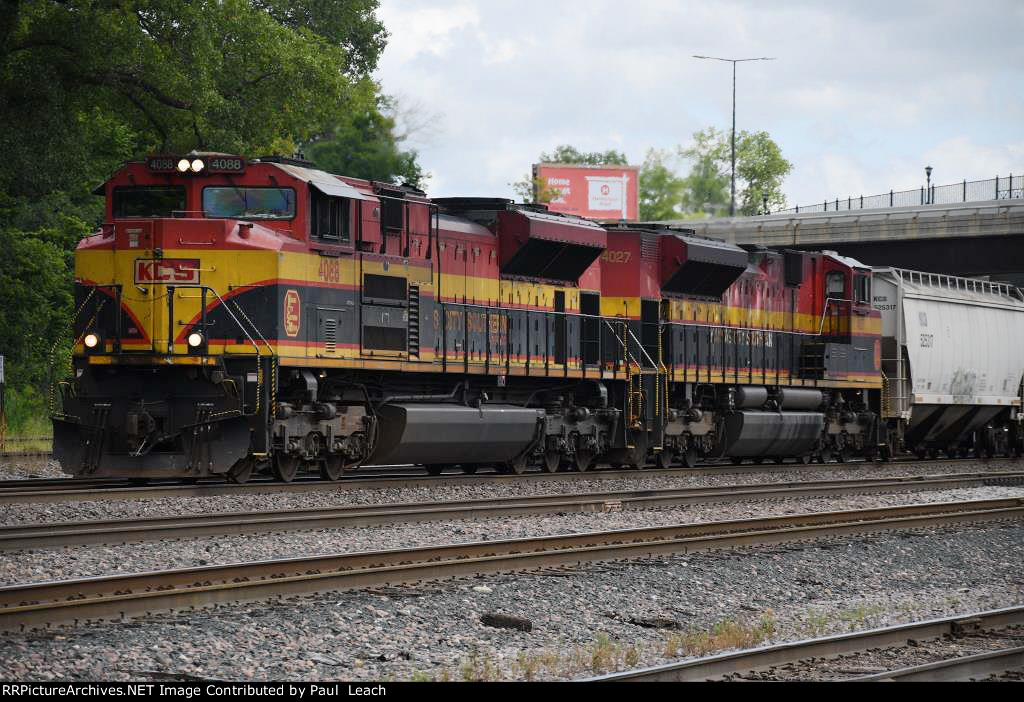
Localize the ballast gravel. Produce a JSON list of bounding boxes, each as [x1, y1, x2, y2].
[[2, 484, 1023, 586], [2, 459, 1021, 526], [1, 521, 1021, 681]]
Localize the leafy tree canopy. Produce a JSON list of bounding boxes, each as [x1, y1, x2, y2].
[[304, 89, 426, 188], [638, 149, 686, 221], [0, 0, 415, 402], [678, 127, 792, 216]]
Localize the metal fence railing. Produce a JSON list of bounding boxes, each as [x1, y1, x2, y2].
[[772, 174, 1024, 215]]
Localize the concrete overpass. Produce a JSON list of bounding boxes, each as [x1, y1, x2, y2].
[[674, 199, 1024, 285]]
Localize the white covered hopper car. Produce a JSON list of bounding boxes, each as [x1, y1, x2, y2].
[[872, 268, 1024, 458]]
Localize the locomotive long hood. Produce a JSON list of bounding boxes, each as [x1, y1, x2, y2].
[[660, 232, 748, 298], [497, 208, 607, 283]]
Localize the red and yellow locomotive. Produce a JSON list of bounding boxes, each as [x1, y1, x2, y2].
[[53, 153, 883, 481]]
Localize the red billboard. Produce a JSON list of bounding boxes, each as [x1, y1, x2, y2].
[[533, 163, 639, 220]]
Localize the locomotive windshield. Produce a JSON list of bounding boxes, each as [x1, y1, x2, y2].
[[203, 186, 295, 220], [112, 186, 186, 218]]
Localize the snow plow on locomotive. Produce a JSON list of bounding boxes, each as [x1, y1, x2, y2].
[[51, 154, 1024, 481]]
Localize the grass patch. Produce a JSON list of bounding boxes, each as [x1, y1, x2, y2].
[[448, 611, 778, 681], [1, 386, 52, 452], [664, 610, 777, 658]]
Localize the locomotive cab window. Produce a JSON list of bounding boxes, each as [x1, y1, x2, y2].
[[202, 187, 295, 220], [826, 272, 846, 299], [854, 274, 870, 304], [113, 186, 186, 218], [311, 190, 350, 243]]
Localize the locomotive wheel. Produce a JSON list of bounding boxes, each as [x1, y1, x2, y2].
[[319, 456, 344, 481], [681, 448, 698, 469], [425, 465, 444, 476], [507, 455, 529, 475], [273, 454, 301, 483], [542, 451, 561, 474], [654, 450, 673, 470], [227, 457, 254, 484], [573, 450, 595, 473]]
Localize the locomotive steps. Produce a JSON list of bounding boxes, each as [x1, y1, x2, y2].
[[1, 497, 1023, 634], [1, 471, 1022, 550]]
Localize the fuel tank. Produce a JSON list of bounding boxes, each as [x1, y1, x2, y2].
[[369, 403, 543, 466], [776, 389, 824, 410], [724, 411, 824, 458]]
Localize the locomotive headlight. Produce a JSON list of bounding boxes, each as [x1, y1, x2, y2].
[[176, 158, 190, 172], [83, 333, 100, 349], [187, 331, 205, 348], [190, 158, 205, 173]]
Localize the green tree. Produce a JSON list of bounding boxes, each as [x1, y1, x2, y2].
[[679, 128, 731, 216], [734, 130, 792, 215], [512, 145, 628, 203], [304, 90, 426, 188], [0, 1, 396, 403], [677, 127, 791, 216], [638, 149, 685, 221]]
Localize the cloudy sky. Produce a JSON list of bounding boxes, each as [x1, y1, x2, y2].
[[374, 0, 1023, 208]]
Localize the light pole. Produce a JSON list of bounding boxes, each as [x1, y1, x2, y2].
[[925, 165, 933, 204], [693, 55, 775, 217]]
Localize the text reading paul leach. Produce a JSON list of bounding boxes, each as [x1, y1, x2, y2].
[[1, 684, 388, 698]]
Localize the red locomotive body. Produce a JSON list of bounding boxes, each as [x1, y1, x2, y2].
[[55, 154, 888, 481]]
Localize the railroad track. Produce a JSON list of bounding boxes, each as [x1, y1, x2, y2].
[[1, 497, 1021, 633], [2, 471, 1023, 550], [0, 457, 1004, 504], [589, 605, 1024, 682]]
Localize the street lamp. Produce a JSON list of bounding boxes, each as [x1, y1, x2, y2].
[[925, 165, 933, 205], [693, 55, 776, 217]]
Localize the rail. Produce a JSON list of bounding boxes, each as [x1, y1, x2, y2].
[[1, 498, 1020, 633], [3, 472, 1019, 550], [587, 605, 1024, 681]]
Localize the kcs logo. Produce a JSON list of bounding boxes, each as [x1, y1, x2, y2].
[[284, 289, 301, 337], [134, 259, 200, 284]]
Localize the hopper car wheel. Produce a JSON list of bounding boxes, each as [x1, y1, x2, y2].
[[227, 458, 254, 484], [273, 454, 301, 483], [320, 457, 344, 481], [773, 456, 786, 464], [927, 448, 939, 460], [542, 451, 561, 473], [681, 448, 698, 469], [574, 450, 595, 472], [730, 457, 745, 466], [752, 457, 765, 465], [461, 465, 478, 475], [425, 465, 444, 476], [800, 454, 813, 465]]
